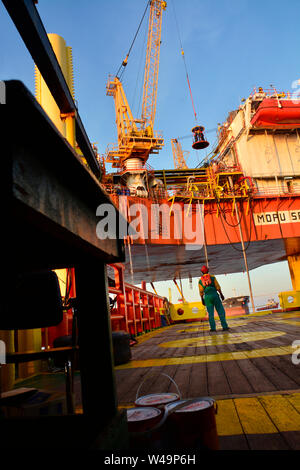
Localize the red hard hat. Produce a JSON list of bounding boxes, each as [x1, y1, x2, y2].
[[201, 265, 209, 274]]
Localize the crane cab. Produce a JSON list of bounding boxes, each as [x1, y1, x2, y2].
[[191, 125, 209, 150]]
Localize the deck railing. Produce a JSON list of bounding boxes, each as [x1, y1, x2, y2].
[[42, 265, 168, 347], [255, 184, 300, 197], [109, 264, 167, 336]]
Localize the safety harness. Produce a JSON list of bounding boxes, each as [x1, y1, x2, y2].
[[201, 273, 213, 287]]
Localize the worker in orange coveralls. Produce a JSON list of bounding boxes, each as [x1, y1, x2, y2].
[[198, 265, 229, 332]]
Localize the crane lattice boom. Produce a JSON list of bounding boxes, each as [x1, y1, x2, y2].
[[142, 0, 166, 129], [171, 138, 189, 169], [105, 0, 166, 170]]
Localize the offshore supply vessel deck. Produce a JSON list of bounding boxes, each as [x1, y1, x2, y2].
[[12, 309, 300, 450], [1, 0, 300, 452]]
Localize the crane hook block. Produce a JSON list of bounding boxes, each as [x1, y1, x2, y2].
[[191, 125, 209, 150], [122, 55, 128, 67]]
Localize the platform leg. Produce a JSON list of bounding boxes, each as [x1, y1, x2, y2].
[[287, 254, 300, 290], [75, 261, 117, 420], [285, 238, 300, 290]]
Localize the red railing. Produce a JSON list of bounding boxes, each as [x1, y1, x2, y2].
[[43, 265, 166, 347], [109, 264, 165, 336]]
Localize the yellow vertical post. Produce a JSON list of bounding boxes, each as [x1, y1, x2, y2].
[[35, 33, 75, 146], [284, 238, 300, 290], [287, 255, 300, 290]]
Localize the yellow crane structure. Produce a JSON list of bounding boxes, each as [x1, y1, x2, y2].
[[171, 138, 189, 169], [105, 0, 166, 172]]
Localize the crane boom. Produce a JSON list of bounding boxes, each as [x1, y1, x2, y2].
[[141, 0, 167, 129], [105, 0, 166, 171], [171, 138, 189, 169]]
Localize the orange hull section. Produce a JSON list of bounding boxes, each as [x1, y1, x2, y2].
[[111, 194, 300, 246], [108, 194, 300, 282]]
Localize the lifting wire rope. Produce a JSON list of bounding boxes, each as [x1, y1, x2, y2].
[[171, 0, 210, 163], [218, 198, 254, 253], [115, 0, 150, 81], [171, 0, 198, 124]]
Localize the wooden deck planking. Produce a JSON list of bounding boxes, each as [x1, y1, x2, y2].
[[168, 363, 193, 399], [222, 345, 276, 393], [218, 316, 299, 394], [279, 431, 300, 450], [135, 364, 178, 396], [114, 311, 300, 449], [233, 397, 278, 434], [186, 326, 209, 398], [188, 362, 209, 398], [258, 395, 300, 450], [218, 435, 250, 450], [236, 333, 296, 390], [206, 338, 232, 396], [246, 433, 290, 450], [259, 395, 300, 432], [220, 354, 254, 395], [115, 368, 150, 405], [215, 394, 300, 450], [211, 326, 256, 396], [117, 312, 299, 396]]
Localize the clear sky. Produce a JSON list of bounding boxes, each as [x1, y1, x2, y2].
[[1, 0, 299, 308]]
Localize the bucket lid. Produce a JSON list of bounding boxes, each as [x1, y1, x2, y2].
[[127, 407, 161, 422], [166, 398, 213, 413], [135, 393, 179, 406]]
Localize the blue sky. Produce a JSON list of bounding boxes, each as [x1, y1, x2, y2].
[[1, 0, 299, 307]]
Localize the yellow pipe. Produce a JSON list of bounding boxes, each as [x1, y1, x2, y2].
[[35, 33, 75, 144], [173, 278, 186, 303]]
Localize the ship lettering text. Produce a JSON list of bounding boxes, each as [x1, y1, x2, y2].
[[254, 210, 300, 226]]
